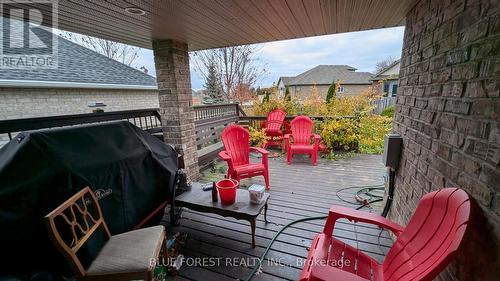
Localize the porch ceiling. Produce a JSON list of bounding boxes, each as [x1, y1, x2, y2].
[[31, 0, 414, 50]]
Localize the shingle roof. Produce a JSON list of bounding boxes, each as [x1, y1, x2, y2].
[[0, 25, 157, 88], [278, 76, 294, 86], [287, 65, 373, 86], [371, 59, 401, 80]]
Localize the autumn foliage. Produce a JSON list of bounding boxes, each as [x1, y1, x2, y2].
[[248, 83, 392, 154]]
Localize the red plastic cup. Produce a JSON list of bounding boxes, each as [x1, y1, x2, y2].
[[216, 179, 239, 205]]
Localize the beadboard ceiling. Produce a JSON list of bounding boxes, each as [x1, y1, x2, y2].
[[8, 0, 416, 50]]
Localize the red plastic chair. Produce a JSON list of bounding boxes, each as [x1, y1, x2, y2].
[[263, 109, 286, 150], [284, 116, 321, 165], [300, 188, 471, 281], [219, 124, 270, 189]]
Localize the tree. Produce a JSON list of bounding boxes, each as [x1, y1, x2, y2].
[[60, 31, 139, 66], [326, 81, 337, 103], [257, 87, 272, 103], [192, 45, 266, 102], [303, 84, 325, 115], [374, 56, 398, 74], [203, 60, 224, 104], [284, 86, 291, 102], [232, 83, 256, 104]]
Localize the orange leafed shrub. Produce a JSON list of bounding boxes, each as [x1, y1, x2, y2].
[[250, 86, 300, 116], [302, 84, 328, 116], [248, 83, 392, 154], [248, 126, 269, 148]]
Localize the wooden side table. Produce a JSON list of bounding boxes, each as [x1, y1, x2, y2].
[[175, 183, 270, 248]]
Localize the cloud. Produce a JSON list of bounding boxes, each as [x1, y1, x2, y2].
[[133, 26, 405, 89], [256, 26, 405, 87]]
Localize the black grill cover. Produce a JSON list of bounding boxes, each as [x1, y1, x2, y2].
[[0, 121, 177, 275]]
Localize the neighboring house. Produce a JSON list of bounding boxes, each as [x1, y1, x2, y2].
[[277, 65, 373, 101], [277, 76, 294, 97], [371, 59, 400, 97], [0, 26, 159, 120]]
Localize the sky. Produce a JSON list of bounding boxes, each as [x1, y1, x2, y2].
[[132, 26, 406, 90]]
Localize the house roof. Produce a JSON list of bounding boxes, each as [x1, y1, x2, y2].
[[371, 59, 401, 81], [284, 65, 373, 86], [0, 25, 157, 90], [277, 77, 294, 86]]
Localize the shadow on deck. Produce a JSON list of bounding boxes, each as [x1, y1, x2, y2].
[[165, 153, 392, 281]]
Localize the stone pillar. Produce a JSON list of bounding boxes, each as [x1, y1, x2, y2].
[[393, 0, 499, 280], [153, 40, 199, 180]]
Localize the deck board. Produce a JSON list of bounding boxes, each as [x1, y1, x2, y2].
[[163, 154, 393, 281]]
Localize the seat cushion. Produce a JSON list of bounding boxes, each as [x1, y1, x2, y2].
[[86, 225, 165, 278], [290, 144, 314, 153], [234, 163, 265, 175]]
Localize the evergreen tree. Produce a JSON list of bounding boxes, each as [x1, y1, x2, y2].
[[204, 61, 224, 104], [284, 86, 291, 101], [202, 94, 214, 104], [263, 89, 270, 103], [326, 81, 337, 103]]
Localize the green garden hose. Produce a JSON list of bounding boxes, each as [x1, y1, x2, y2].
[[244, 215, 328, 281], [244, 198, 383, 281]]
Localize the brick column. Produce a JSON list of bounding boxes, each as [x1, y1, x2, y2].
[[153, 40, 199, 180]]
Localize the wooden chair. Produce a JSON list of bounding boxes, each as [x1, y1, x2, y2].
[[263, 109, 286, 150], [219, 124, 270, 189], [284, 116, 321, 165], [45, 187, 166, 281], [300, 188, 471, 281]]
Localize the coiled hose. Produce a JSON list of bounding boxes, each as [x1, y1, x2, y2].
[[244, 186, 384, 281]]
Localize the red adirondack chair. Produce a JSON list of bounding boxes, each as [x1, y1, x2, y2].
[[219, 124, 270, 189], [300, 188, 471, 281], [263, 109, 287, 150], [284, 116, 321, 165]]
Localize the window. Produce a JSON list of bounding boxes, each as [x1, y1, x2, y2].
[[296, 86, 301, 92], [391, 84, 398, 97], [337, 86, 344, 93], [383, 83, 389, 94]]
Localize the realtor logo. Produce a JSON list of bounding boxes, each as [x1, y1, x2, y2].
[[0, 0, 58, 69]]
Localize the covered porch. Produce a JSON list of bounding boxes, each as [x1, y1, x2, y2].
[[167, 154, 390, 281], [0, 105, 391, 281], [1, 0, 498, 280]]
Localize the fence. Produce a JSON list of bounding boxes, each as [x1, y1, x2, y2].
[[239, 115, 327, 130], [193, 103, 241, 169], [0, 104, 242, 170], [371, 97, 396, 114], [0, 109, 163, 146], [0, 104, 354, 170]]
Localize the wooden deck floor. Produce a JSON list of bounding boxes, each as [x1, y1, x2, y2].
[[164, 153, 392, 281]]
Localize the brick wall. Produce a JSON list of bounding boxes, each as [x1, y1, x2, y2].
[[393, 0, 499, 279], [0, 87, 159, 120]]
